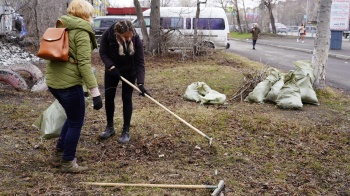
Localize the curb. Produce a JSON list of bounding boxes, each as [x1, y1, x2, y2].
[[230, 38, 350, 60]]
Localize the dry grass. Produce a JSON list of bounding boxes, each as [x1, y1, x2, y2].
[[0, 50, 349, 195]]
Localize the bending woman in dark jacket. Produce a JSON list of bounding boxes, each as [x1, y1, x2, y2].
[[99, 20, 149, 143]]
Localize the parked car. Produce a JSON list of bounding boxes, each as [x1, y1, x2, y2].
[[288, 26, 316, 34], [93, 15, 136, 43], [269, 23, 287, 33]]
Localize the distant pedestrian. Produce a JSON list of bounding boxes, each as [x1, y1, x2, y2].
[[250, 23, 261, 50], [297, 23, 306, 43]]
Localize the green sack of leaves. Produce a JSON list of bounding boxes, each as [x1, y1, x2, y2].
[[32, 99, 66, 139], [244, 79, 272, 104], [32, 98, 90, 139], [244, 68, 280, 104], [276, 72, 303, 109], [293, 60, 315, 83], [296, 73, 319, 105], [266, 75, 285, 103], [183, 82, 226, 104]]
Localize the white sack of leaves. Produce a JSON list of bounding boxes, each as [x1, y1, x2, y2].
[[183, 82, 226, 104]]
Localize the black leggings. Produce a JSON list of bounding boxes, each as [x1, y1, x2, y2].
[[104, 72, 136, 128]]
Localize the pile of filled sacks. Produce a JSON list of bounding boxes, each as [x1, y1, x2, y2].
[[244, 60, 319, 109]]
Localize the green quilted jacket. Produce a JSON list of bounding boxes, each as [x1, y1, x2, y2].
[[45, 14, 98, 90]]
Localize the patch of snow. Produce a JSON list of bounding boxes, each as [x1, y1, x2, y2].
[[0, 42, 41, 67]]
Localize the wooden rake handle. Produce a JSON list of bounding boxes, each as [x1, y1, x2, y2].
[[120, 76, 213, 145], [80, 180, 225, 196], [80, 182, 216, 189]]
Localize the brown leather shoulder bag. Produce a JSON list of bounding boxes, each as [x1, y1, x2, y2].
[[37, 20, 69, 62]]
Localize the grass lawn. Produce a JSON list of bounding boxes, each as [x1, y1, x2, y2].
[[0, 50, 349, 195], [229, 31, 252, 40]]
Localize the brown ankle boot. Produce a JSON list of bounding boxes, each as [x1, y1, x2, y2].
[[51, 148, 63, 167], [61, 158, 88, 173]]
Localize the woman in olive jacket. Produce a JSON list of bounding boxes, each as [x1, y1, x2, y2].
[[250, 23, 261, 50], [99, 20, 149, 143], [45, 0, 102, 173]]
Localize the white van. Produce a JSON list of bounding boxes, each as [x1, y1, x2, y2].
[[133, 7, 230, 50]]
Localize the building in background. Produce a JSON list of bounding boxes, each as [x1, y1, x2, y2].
[[106, 7, 148, 16], [86, 0, 109, 17], [105, 0, 149, 16]]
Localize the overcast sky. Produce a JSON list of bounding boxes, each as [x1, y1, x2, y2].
[[107, 0, 260, 9]]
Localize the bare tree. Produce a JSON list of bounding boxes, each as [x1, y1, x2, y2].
[[213, 0, 227, 9], [178, 0, 196, 7], [141, 0, 173, 7], [242, 0, 249, 32], [262, 0, 276, 33], [234, 0, 243, 33], [134, 0, 164, 55], [149, 0, 161, 54], [311, 0, 332, 89], [134, 0, 150, 52], [193, 0, 201, 55], [160, 0, 172, 7]]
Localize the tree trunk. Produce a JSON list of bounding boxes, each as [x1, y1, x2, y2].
[[312, 0, 332, 89], [242, 0, 249, 33], [265, 0, 276, 34], [34, 0, 39, 43], [134, 0, 150, 52], [193, 0, 200, 55], [149, 0, 160, 55], [234, 0, 242, 33]]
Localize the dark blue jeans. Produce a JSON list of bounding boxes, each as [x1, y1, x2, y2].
[[49, 85, 85, 161], [253, 39, 257, 48]]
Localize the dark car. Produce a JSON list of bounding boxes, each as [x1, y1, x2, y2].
[[93, 16, 136, 43]]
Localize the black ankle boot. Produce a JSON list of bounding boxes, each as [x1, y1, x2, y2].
[[118, 126, 130, 143], [99, 126, 116, 139]]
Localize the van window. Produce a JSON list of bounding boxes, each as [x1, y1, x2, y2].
[[195, 18, 225, 30], [134, 17, 225, 30], [160, 17, 183, 29], [133, 17, 150, 28]]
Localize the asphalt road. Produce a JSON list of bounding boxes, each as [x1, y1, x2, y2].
[[228, 37, 350, 94]]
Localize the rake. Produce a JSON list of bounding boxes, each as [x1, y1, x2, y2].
[[120, 76, 213, 146]]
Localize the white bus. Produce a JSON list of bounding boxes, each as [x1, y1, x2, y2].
[[133, 7, 230, 50]]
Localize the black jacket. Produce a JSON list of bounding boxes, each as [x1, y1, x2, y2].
[[99, 23, 145, 83]]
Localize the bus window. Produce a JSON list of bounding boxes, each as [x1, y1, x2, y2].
[[186, 18, 191, 29], [194, 18, 225, 30], [160, 17, 183, 29]]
